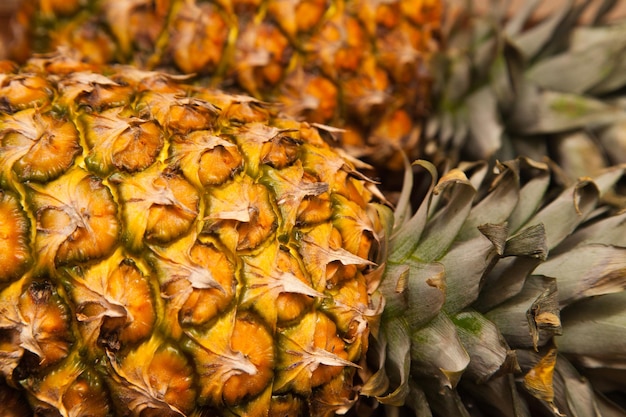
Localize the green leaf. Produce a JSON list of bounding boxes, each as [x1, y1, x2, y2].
[[388, 160, 438, 264], [412, 170, 476, 263], [552, 132, 609, 181], [458, 160, 489, 192], [596, 393, 626, 417], [392, 153, 415, 230], [465, 87, 503, 160], [504, 0, 542, 37], [380, 259, 446, 330], [554, 211, 626, 253], [572, 22, 626, 94], [441, 230, 505, 313], [598, 121, 626, 165], [582, 367, 626, 406], [451, 310, 518, 383], [410, 313, 469, 388], [571, 20, 626, 52], [403, 260, 447, 329], [361, 316, 411, 406], [556, 291, 626, 369], [421, 384, 472, 417], [511, 0, 573, 59], [458, 161, 520, 241], [461, 374, 532, 417], [533, 244, 626, 307], [378, 264, 410, 320], [526, 41, 626, 94], [404, 382, 433, 417], [477, 256, 544, 312], [552, 354, 605, 417], [485, 275, 561, 350], [506, 158, 551, 234], [512, 89, 626, 135], [504, 223, 548, 260], [524, 177, 600, 250]]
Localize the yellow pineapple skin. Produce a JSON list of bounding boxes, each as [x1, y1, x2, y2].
[[9, 0, 442, 171], [0, 54, 385, 416]]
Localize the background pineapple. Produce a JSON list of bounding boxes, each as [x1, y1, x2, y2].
[[1, 53, 626, 417], [2, 0, 441, 172]]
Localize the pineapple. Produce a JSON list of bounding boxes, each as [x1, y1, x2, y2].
[[4, 0, 441, 172], [0, 52, 383, 416], [0, 0, 29, 65], [2, 52, 626, 417]]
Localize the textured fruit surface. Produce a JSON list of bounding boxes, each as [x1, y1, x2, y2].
[[0, 54, 385, 416], [5, 0, 442, 171]]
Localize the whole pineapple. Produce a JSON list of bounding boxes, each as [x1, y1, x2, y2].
[[4, 0, 441, 172], [2, 53, 626, 417]]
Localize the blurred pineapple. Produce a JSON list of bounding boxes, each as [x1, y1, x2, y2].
[[0, 0, 23, 60], [3, 0, 441, 172]]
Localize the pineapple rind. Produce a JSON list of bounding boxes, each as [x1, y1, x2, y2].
[[0, 189, 32, 283], [0, 54, 382, 416], [10, 0, 442, 171]]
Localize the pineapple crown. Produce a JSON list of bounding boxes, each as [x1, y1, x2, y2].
[[363, 154, 626, 416]]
